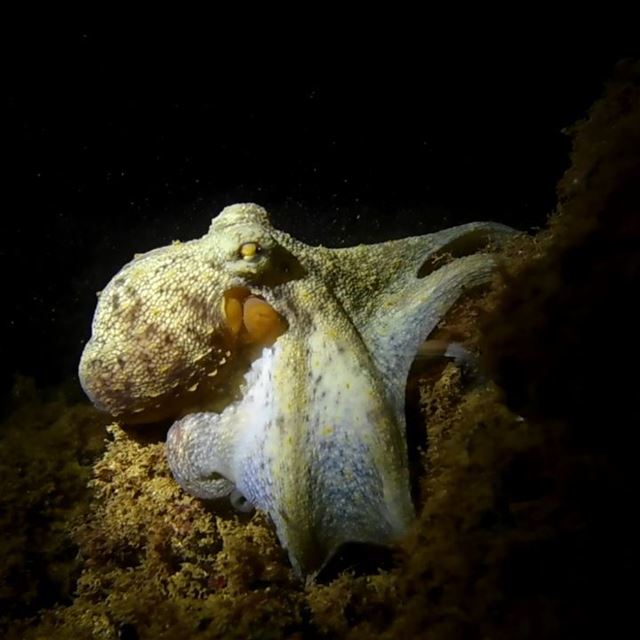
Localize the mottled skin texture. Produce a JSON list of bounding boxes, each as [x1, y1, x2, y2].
[[79, 203, 516, 578]]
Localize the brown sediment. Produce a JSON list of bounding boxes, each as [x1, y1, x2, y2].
[[0, 378, 109, 629], [2, 60, 638, 639]]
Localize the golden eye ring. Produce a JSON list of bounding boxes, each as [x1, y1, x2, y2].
[[239, 242, 261, 261]]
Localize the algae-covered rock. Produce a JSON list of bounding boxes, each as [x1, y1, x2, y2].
[[482, 59, 640, 431], [25, 424, 305, 639], [0, 377, 108, 630]]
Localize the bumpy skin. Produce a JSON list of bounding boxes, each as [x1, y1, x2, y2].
[[79, 203, 516, 578]]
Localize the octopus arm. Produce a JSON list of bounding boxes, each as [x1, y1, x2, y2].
[[166, 412, 236, 500], [323, 222, 518, 416]]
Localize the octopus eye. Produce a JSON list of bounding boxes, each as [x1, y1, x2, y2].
[[239, 241, 261, 261]]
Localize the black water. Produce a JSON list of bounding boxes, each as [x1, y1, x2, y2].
[[3, 30, 634, 410]]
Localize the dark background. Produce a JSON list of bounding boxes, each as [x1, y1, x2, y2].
[[3, 29, 636, 407]]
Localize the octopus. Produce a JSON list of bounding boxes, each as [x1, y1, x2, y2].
[[79, 203, 516, 579]]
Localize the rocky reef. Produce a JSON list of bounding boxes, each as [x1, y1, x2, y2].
[[1, 60, 637, 639]]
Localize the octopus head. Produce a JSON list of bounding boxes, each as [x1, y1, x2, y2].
[[79, 205, 291, 424]]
